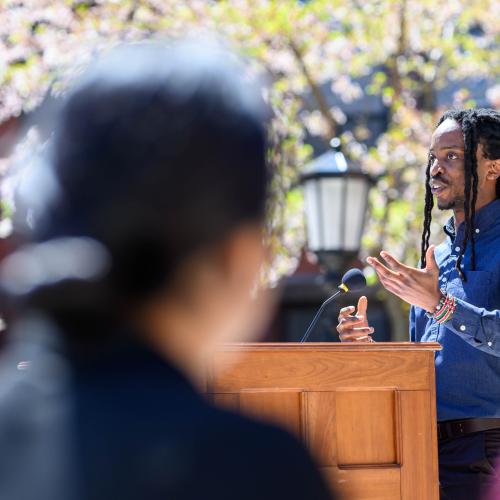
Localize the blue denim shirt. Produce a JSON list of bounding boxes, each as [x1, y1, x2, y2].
[[410, 198, 500, 422]]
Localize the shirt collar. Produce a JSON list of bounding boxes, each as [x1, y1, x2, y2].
[[443, 217, 455, 240], [443, 198, 500, 241]]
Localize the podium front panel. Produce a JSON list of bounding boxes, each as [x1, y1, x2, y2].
[[207, 342, 441, 500]]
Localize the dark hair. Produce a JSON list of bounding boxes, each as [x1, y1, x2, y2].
[[420, 108, 500, 279], [6, 41, 269, 332]]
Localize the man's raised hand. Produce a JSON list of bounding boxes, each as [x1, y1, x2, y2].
[[336, 295, 374, 342], [367, 245, 441, 313]]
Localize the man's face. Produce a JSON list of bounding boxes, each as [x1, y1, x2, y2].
[[429, 119, 465, 211], [429, 118, 497, 212]]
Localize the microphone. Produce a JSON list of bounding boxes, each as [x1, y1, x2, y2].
[[300, 268, 367, 343]]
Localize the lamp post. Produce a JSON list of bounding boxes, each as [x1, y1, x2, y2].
[[269, 141, 391, 342], [300, 138, 373, 275]]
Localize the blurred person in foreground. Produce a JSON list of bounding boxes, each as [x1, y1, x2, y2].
[[0, 41, 334, 500], [337, 108, 500, 499]]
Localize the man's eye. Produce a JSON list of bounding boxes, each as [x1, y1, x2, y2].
[[447, 152, 458, 160], [429, 154, 436, 162]]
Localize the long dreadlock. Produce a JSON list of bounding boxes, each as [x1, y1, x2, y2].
[[420, 108, 500, 281]]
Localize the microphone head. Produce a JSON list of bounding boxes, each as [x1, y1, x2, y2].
[[338, 268, 366, 293]]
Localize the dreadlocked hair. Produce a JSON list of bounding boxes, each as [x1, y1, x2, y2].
[[420, 108, 500, 281]]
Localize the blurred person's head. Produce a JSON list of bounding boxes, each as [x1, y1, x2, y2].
[[420, 108, 500, 278], [2, 40, 272, 376]]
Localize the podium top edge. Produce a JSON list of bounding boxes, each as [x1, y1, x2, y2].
[[216, 342, 442, 352]]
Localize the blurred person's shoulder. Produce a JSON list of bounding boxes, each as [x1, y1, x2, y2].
[[95, 335, 334, 499], [0, 330, 334, 500], [77, 337, 333, 499], [197, 403, 334, 500], [68, 337, 335, 500], [0, 333, 76, 500]]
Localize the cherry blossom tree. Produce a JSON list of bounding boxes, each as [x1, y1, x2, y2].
[[1, 0, 498, 294]]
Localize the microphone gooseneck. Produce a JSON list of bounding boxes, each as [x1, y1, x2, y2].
[[300, 268, 366, 343]]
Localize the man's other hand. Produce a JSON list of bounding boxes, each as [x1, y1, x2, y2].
[[336, 296, 374, 342]]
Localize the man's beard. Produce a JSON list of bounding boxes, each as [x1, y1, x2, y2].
[[437, 196, 465, 211]]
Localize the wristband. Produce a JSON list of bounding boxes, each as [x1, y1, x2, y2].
[[433, 293, 456, 324]]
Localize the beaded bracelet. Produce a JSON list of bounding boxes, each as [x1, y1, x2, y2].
[[433, 293, 456, 324]]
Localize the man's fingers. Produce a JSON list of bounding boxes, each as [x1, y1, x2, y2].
[[380, 251, 408, 272], [339, 315, 364, 324], [336, 318, 366, 335], [377, 271, 403, 290], [370, 260, 405, 289], [339, 327, 374, 337], [338, 306, 356, 320], [339, 327, 374, 342], [351, 327, 374, 333], [367, 257, 400, 279], [357, 295, 368, 317], [337, 316, 365, 330], [377, 276, 404, 301], [377, 274, 400, 293], [425, 244, 439, 272], [370, 267, 405, 299]]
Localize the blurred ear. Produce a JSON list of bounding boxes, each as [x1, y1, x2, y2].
[[172, 224, 265, 309]]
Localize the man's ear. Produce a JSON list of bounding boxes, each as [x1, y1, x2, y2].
[[486, 158, 500, 181]]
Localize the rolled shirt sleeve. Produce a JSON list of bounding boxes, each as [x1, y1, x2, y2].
[[446, 298, 500, 356]]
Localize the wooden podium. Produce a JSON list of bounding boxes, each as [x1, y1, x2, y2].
[[207, 342, 441, 500]]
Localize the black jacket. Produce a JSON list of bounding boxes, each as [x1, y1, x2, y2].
[[0, 327, 334, 500]]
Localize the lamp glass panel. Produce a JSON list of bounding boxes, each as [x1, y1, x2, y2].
[[319, 177, 343, 251], [304, 180, 322, 251], [344, 177, 369, 251]]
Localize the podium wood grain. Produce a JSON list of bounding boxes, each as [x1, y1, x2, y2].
[[207, 342, 441, 500]]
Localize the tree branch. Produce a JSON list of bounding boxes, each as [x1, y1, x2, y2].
[[289, 39, 336, 140]]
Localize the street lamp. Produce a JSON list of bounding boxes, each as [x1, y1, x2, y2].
[[300, 138, 373, 273]]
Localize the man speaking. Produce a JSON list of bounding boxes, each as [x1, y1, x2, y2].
[[337, 108, 500, 499]]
